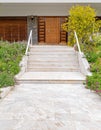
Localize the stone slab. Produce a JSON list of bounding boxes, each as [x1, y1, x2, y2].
[[0, 84, 101, 130], [18, 72, 85, 80]]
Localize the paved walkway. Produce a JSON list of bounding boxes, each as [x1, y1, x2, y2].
[[0, 84, 101, 130]]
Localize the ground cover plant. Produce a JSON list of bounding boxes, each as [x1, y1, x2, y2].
[[83, 36, 101, 95], [0, 41, 26, 88]]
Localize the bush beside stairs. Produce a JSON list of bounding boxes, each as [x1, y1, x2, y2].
[[16, 45, 86, 84]]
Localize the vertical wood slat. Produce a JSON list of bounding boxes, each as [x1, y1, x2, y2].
[[60, 17, 67, 44], [38, 17, 45, 43], [0, 25, 5, 41]]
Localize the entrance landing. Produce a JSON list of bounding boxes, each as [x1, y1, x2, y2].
[[0, 84, 101, 130]]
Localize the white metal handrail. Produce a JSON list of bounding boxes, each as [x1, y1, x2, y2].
[[25, 30, 32, 55], [74, 31, 91, 75], [74, 31, 82, 54]]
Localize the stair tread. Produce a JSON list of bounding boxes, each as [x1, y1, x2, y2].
[[28, 61, 78, 64], [30, 45, 73, 48], [18, 72, 85, 80], [29, 51, 76, 54], [27, 68, 80, 72], [28, 66, 79, 69], [28, 64, 79, 68], [28, 64, 79, 66], [28, 57, 77, 62]]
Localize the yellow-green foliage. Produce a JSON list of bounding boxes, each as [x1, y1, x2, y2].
[[62, 5, 101, 46]]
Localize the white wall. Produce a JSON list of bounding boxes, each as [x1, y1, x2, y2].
[[0, 3, 101, 16]]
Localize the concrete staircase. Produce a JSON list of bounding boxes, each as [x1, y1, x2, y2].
[[16, 45, 86, 84]]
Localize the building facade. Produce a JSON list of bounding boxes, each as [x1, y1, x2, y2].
[[0, 1, 101, 44]]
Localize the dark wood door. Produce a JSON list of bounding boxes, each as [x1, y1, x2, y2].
[[45, 17, 60, 44], [0, 17, 27, 42]]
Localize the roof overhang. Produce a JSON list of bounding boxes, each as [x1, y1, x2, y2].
[[0, 0, 101, 3], [0, 2, 101, 16]]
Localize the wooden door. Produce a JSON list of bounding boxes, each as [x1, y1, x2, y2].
[[45, 17, 60, 44], [0, 17, 27, 42]]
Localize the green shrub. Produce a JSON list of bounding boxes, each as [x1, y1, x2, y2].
[[62, 5, 101, 46], [90, 58, 101, 72], [0, 72, 15, 88], [85, 38, 101, 95], [86, 73, 101, 91], [93, 35, 101, 46], [85, 52, 98, 63], [0, 41, 26, 88], [0, 61, 8, 72], [8, 62, 20, 75]]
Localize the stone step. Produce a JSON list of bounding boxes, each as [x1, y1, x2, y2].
[[30, 46, 74, 52], [27, 67, 80, 72], [28, 62, 79, 66], [27, 64, 79, 68], [28, 56, 78, 61], [30, 45, 73, 49], [29, 49, 76, 53], [28, 55, 77, 59], [29, 51, 76, 55], [16, 72, 85, 84], [28, 60, 78, 64]]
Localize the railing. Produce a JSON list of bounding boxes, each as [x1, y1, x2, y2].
[[74, 31, 91, 76], [74, 31, 82, 55], [25, 30, 32, 55]]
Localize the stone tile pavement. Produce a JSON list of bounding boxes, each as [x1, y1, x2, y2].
[[0, 84, 101, 130]]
